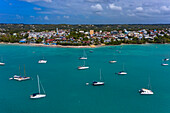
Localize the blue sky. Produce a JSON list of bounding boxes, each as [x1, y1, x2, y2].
[[0, 0, 170, 24]]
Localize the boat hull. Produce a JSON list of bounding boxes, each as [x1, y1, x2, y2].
[[78, 66, 89, 70], [139, 89, 154, 95], [162, 63, 168, 66], [109, 61, 117, 63], [30, 94, 46, 99], [118, 72, 127, 75], [93, 82, 104, 86], [10, 76, 30, 81], [0, 63, 5, 66], [79, 57, 87, 60], [38, 60, 47, 64]]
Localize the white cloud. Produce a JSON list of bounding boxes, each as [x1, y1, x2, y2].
[[44, 16, 49, 20], [108, 4, 122, 11], [91, 4, 103, 11], [16, 15, 23, 19], [33, 7, 42, 10], [147, 9, 160, 14], [136, 7, 143, 11], [85, 0, 104, 2], [63, 16, 69, 19], [127, 13, 135, 16], [20, 0, 52, 3], [160, 6, 170, 11]]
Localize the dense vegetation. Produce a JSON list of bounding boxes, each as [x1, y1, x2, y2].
[[0, 24, 170, 33]]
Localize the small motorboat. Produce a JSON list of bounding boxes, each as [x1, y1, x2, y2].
[[118, 71, 127, 75], [164, 58, 169, 61], [38, 60, 47, 64], [89, 50, 93, 53], [79, 57, 87, 60], [109, 61, 117, 63]]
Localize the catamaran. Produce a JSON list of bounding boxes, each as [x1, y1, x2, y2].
[[78, 61, 89, 70], [118, 64, 127, 75], [79, 50, 87, 60], [30, 75, 46, 99], [139, 76, 154, 95], [0, 57, 5, 66], [38, 57, 47, 64], [9, 65, 30, 81], [92, 69, 104, 86]]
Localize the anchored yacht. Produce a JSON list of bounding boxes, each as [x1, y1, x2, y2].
[[38, 60, 47, 64], [92, 69, 104, 86], [78, 61, 89, 70], [30, 75, 46, 99], [139, 76, 153, 95], [139, 88, 154, 95]]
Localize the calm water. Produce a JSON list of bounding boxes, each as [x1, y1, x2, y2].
[[0, 44, 170, 113]]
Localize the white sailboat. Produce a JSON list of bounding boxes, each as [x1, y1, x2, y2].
[[118, 64, 127, 75], [109, 56, 117, 63], [0, 57, 5, 66], [78, 61, 89, 70], [161, 59, 168, 66], [9, 65, 30, 81], [79, 50, 87, 60], [30, 75, 46, 99], [38, 57, 47, 64], [92, 69, 104, 86], [139, 76, 154, 95]]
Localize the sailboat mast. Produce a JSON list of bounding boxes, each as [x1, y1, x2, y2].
[[84, 61, 85, 66], [148, 76, 151, 89], [19, 65, 21, 76], [100, 69, 102, 81], [24, 65, 26, 76], [84, 50, 87, 57], [37, 75, 41, 94]]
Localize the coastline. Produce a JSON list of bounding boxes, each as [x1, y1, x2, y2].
[[0, 42, 99, 48], [0, 42, 158, 48]]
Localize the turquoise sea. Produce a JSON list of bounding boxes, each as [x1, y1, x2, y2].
[[1, 44, 170, 113]]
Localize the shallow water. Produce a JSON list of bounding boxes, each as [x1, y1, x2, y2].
[[0, 44, 170, 113]]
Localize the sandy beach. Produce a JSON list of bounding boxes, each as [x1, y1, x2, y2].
[[0, 42, 153, 48], [0, 42, 102, 48]]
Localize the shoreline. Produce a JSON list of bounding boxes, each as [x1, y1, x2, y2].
[[0, 42, 165, 48], [0, 42, 99, 48]]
